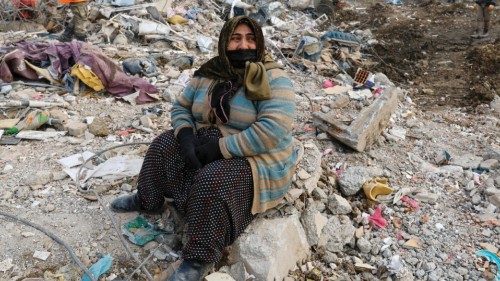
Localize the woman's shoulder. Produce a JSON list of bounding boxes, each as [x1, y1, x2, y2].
[[266, 67, 291, 81]]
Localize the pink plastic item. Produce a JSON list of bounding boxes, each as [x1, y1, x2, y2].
[[401, 195, 420, 210], [369, 206, 388, 228], [322, 79, 335, 88]]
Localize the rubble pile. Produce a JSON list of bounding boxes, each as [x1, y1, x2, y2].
[[0, 0, 499, 280]]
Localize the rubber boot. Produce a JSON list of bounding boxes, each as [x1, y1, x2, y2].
[[167, 260, 212, 281], [110, 194, 143, 213], [481, 20, 490, 37], [470, 21, 482, 38], [58, 26, 74, 42]]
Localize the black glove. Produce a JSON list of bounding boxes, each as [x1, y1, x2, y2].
[[177, 127, 202, 169], [195, 140, 224, 166]]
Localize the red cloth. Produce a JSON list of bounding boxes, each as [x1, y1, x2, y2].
[[0, 41, 158, 104]]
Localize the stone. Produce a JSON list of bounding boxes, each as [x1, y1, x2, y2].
[[479, 159, 499, 170], [140, 115, 154, 128], [301, 141, 322, 194], [490, 96, 500, 118], [338, 166, 383, 196], [313, 87, 400, 152], [450, 154, 483, 169], [488, 194, 500, 208], [330, 94, 350, 109], [204, 272, 235, 281], [64, 120, 87, 137], [414, 192, 438, 204], [24, 171, 52, 186], [327, 194, 352, 214], [300, 206, 328, 246], [319, 216, 355, 253], [230, 214, 310, 281], [227, 262, 247, 281], [479, 243, 498, 253], [485, 144, 500, 161], [88, 116, 110, 137], [356, 237, 372, 253], [33, 250, 50, 261]]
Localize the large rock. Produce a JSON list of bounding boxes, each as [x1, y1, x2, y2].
[[450, 153, 483, 169], [313, 87, 400, 152], [318, 215, 356, 253], [230, 214, 310, 281], [300, 206, 328, 246], [327, 194, 352, 214], [338, 166, 383, 196]]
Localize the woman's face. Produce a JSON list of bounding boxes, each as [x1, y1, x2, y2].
[[227, 23, 257, 51]]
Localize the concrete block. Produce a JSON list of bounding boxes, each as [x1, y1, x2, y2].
[[230, 214, 310, 281], [313, 87, 399, 152]]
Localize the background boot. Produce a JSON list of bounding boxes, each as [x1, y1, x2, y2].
[[470, 21, 482, 38], [481, 20, 490, 37], [58, 26, 74, 42], [167, 260, 212, 281]]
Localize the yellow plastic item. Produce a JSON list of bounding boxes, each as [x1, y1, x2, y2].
[[70, 64, 105, 91], [167, 15, 188, 25], [362, 177, 393, 201]]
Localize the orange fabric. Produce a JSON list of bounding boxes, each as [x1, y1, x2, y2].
[[58, 0, 86, 4]]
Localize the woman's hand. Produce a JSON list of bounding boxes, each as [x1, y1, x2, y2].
[[177, 128, 202, 169], [195, 141, 223, 166]]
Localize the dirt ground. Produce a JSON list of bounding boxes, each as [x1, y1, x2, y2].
[[334, 0, 499, 108]]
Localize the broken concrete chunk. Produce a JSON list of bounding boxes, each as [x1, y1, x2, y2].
[[319, 215, 355, 253], [327, 193, 352, 215], [64, 120, 87, 137], [204, 272, 235, 281], [449, 154, 483, 169], [33, 250, 50, 261], [314, 87, 399, 152], [300, 206, 328, 246], [231, 214, 310, 281], [338, 166, 383, 196]]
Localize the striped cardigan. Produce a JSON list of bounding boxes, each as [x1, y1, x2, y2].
[[171, 68, 297, 214]]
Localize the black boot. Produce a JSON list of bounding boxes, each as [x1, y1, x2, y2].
[[110, 194, 143, 213], [58, 26, 74, 42], [167, 260, 212, 281]]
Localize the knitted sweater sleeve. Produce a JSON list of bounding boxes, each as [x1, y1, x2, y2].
[[220, 69, 295, 157], [171, 78, 199, 136]]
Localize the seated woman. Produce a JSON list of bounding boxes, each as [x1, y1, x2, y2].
[[110, 15, 297, 281]]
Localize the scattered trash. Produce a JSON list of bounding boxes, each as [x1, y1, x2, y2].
[[362, 177, 393, 202], [387, 255, 404, 274], [123, 57, 158, 77], [368, 205, 388, 228], [322, 79, 335, 89], [33, 250, 50, 261], [62, 155, 143, 183], [71, 64, 105, 91], [476, 250, 500, 280], [295, 36, 322, 62], [197, 35, 214, 53], [122, 216, 167, 246], [81, 254, 113, 281], [400, 195, 419, 211]]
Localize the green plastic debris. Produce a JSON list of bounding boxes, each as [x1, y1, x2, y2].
[[81, 254, 113, 281], [122, 216, 166, 246], [476, 249, 500, 281]]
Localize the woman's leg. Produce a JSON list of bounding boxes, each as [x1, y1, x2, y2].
[[181, 157, 254, 263], [136, 130, 196, 211]]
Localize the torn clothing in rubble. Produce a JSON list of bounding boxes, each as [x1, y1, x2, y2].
[[0, 40, 158, 104]]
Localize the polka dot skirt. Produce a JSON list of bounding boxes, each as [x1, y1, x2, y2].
[[136, 127, 254, 263]]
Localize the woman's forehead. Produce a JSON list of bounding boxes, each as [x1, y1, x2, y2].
[[232, 23, 254, 35]]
